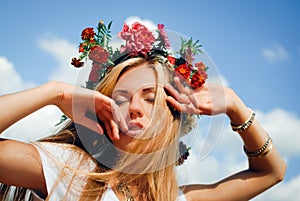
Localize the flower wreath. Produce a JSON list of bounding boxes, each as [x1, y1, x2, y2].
[[71, 20, 209, 165], [71, 20, 208, 90]]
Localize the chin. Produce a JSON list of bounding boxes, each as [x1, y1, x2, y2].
[[113, 132, 134, 151]]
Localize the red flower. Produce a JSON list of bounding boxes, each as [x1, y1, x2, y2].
[[175, 64, 191, 80], [190, 70, 207, 88], [119, 22, 155, 55], [71, 57, 84, 68], [79, 42, 88, 53], [81, 27, 95, 40], [89, 62, 102, 82], [167, 56, 176, 65], [88, 46, 109, 63], [157, 24, 170, 49]]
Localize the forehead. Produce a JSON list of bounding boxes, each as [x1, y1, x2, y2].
[[114, 64, 156, 92]]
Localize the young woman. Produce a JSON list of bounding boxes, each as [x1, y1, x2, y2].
[[0, 20, 286, 201]]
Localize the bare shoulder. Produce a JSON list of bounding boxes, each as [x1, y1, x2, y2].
[[0, 139, 47, 196]]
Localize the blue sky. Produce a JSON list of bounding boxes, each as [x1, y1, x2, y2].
[[1, 0, 300, 200]]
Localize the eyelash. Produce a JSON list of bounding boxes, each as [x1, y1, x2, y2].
[[146, 98, 155, 103], [114, 98, 155, 105], [115, 100, 128, 105]]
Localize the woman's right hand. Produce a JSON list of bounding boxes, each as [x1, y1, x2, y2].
[[51, 81, 127, 141]]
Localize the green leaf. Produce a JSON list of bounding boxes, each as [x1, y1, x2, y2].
[[107, 21, 113, 30]]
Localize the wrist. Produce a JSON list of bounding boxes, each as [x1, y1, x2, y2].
[[225, 89, 250, 125], [42, 81, 65, 106]]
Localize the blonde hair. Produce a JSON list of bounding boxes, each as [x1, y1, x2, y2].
[[0, 56, 197, 201], [76, 57, 181, 200]]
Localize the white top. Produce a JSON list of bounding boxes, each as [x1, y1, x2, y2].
[[31, 142, 187, 201]]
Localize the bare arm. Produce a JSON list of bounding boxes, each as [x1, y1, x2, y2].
[[0, 81, 124, 196], [165, 81, 286, 201], [0, 82, 58, 134], [0, 82, 59, 195], [182, 95, 286, 201], [0, 81, 125, 139], [0, 139, 47, 196]]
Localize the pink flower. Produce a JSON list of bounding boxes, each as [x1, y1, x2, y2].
[[157, 24, 170, 49], [195, 62, 206, 70], [119, 22, 155, 56]]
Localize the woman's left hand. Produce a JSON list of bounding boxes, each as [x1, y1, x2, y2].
[[164, 77, 234, 116]]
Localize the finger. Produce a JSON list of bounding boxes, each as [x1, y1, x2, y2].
[[118, 110, 128, 133], [104, 120, 113, 140], [98, 103, 128, 137], [110, 119, 120, 140], [164, 83, 190, 104], [174, 77, 193, 95], [189, 93, 200, 109], [166, 96, 184, 112], [164, 83, 178, 98], [110, 101, 121, 122], [166, 96, 201, 114], [99, 110, 120, 141], [94, 93, 116, 112]]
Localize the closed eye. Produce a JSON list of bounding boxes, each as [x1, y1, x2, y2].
[[145, 98, 155, 103], [115, 99, 129, 105]]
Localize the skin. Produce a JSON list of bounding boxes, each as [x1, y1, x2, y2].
[[0, 64, 286, 200], [111, 65, 156, 150]]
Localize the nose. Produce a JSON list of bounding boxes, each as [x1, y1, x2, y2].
[[129, 95, 144, 119]]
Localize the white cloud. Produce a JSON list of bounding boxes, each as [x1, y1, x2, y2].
[[37, 35, 84, 85], [1, 105, 63, 142], [177, 153, 221, 185], [203, 108, 300, 160], [253, 175, 300, 201], [262, 42, 288, 62], [0, 57, 35, 95], [256, 108, 300, 157]]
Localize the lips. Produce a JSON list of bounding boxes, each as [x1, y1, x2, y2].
[[126, 121, 144, 137]]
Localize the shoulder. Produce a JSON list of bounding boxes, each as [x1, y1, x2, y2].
[[31, 141, 97, 171], [31, 142, 97, 200]]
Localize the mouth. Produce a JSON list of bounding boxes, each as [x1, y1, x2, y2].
[[126, 122, 144, 137]]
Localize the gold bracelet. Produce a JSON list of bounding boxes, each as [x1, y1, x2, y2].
[[243, 137, 273, 159], [231, 108, 255, 132]]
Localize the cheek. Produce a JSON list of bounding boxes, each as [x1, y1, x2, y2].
[[145, 104, 154, 116], [119, 104, 129, 119]]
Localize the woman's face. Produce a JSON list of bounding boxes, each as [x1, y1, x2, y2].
[[111, 64, 157, 150]]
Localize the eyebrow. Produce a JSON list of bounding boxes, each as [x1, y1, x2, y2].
[[113, 89, 128, 94], [113, 86, 156, 95], [142, 86, 156, 94]]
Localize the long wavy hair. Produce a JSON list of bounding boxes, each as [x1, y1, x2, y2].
[[0, 56, 197, 201]]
